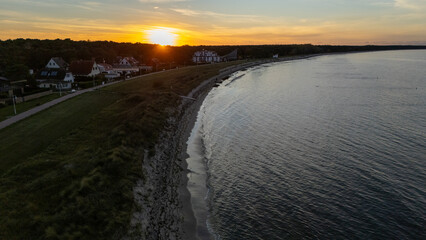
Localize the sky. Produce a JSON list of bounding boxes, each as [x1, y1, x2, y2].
[[1, 0, 426, 45]]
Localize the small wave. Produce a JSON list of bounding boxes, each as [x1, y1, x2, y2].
[[224, 74, 246, 86]]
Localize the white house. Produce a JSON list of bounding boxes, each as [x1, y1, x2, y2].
[[46, 57, 69, 69], [64, 72, 74, 82], [119, 57, 139, 67], [97, 63, 114, 73], [69, 60, 101, 77], [36, 69, 74, 90], [192, 50, 221, 64]]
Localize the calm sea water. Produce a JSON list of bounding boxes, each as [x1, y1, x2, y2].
[[186, 50, 426, 239]]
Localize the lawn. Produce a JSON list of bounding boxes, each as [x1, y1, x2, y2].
[[0, 61, 242, 239], [0, 92, 66, 121], [0, 92, 119, 172]]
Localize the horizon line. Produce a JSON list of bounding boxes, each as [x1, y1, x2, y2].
[[2, 38, 426, 47]]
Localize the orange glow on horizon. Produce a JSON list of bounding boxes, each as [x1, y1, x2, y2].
[[145, 27, 179, 46]]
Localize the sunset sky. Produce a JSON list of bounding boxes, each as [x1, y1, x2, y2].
[[1, 0, 426, 45]]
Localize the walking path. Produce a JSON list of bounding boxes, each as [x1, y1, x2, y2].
[[0, 79, 126, 130]]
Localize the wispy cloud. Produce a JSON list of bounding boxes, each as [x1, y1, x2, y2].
[[171, 8, 263, 24], [1, 0, 426, 45], [394, 0, 426, 9]]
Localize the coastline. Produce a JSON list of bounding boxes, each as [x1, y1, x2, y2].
[[128, 55, 319, 239], [177, 61, 259, 239], [174, 49, 426, 238], [177, 55, 319, 239]]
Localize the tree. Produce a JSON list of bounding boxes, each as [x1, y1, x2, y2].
[[4, 64, 29, 81]]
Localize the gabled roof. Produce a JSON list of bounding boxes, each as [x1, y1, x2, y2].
[[51, 57, 69, 69], [69, 60, 95, 75], [98, 63, 113, 71], [119, 57, 139, 66]]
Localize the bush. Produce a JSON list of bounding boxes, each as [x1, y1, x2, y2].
[[75, 81, 102, 89], [23, 88, 50, 96]]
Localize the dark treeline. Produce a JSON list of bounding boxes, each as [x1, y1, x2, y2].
[[1, 38, 425, 80]]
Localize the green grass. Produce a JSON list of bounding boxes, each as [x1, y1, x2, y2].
[[0, 61, 242, 240], [0, 93, 66, 121], [0, 92, 119, 173]]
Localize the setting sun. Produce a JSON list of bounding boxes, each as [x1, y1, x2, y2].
[[146, 28, 178, 46]]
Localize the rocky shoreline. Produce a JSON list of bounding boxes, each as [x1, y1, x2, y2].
[[126, 65, 223, 240], [127, 56, 317, 240]]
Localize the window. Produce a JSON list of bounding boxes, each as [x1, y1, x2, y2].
[[51, 71, 58, 76], [41, 71, 48, 76]]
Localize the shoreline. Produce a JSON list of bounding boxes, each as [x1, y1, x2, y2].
[[127, 54, 321, 239], [176, 55, 319, 239]]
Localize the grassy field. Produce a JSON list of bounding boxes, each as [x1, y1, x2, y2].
[[0, 62, 242, 239], [0, 93, 66, 121]]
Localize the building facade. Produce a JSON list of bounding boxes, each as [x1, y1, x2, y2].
[[36, 69, 74, 90], [37, 58, 74, 90], [192, 50, 222, 63]]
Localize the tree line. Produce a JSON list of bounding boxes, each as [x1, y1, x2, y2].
[[1, 38, 425, 80]]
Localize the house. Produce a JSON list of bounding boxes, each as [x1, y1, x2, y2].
[[98, 63, 121, 80], [46, 57, 69, 69], [36, 57, 74, 89], [97, 63, 114, 73], [118, 57, 139, 67], [192, 50, 221, 63], [69, 60, 100, 77], [273, 54, 279, 58], [36, 69, 74, 90], [113, 57, 141, 76]]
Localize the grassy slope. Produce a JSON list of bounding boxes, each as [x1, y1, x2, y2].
[[0, 93, 66, 121], [0, 62, 241, 240], [0, 93, 118, 172]]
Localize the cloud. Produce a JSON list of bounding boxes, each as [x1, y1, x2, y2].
[[171, 8, 199, 16], [171, 8, 261, 23], [394, 0, 426, 9]]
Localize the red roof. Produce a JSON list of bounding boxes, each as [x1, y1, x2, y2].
[[69, 60, 95, 75]]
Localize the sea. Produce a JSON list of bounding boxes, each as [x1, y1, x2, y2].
[[185, 50, 426, 239]]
